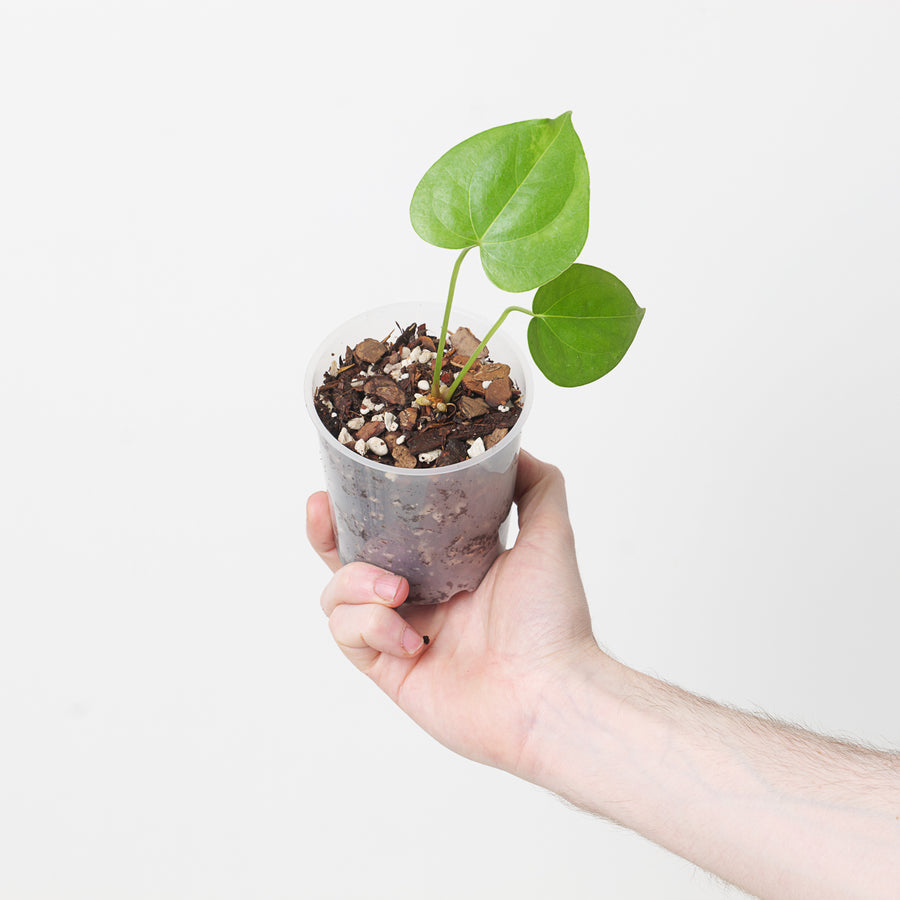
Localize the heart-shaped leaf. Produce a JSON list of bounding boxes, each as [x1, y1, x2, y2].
[[410, 112, 589, 293], [527, 264, 645, 387]]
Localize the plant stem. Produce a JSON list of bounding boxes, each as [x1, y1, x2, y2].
[[431, 246, 475, 397], [444, 305, 533, 401]]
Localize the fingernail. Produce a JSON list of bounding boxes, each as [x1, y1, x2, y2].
[[401, 626, 423, 655], [374, 574, 402, 602]]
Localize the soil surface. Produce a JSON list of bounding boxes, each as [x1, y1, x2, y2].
[[313, 321, 523, 468]]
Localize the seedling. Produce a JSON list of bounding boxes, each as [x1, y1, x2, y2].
[[409, 112, 644, 403]]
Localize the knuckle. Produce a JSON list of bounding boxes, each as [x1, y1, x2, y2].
[[545, 462, 566, 488], [362, 603, 387, 643], [343, 561, 378, 594]]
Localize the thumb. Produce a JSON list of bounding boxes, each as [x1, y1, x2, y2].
[[513, 450, 575, 545]]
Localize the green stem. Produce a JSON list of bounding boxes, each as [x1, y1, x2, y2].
[[444, 305, 533, 401], [431, 246, 475, 397]]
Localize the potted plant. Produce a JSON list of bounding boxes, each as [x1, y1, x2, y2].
[[306, 112, 644, 603]]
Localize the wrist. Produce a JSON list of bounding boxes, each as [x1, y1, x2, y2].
[[514, 643, 639, 808]]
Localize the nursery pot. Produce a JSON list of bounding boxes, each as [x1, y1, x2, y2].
[[305, 302, 531, 605]]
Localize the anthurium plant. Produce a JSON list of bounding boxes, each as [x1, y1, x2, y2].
[[409, 111, 644, 402]]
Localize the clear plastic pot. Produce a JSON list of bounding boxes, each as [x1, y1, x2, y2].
[[305, 302, 531, 604]]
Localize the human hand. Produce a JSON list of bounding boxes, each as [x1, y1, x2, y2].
[[310, 457, 900, 900], [306, 450, 601, 779]]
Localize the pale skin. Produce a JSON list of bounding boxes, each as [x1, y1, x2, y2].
[[307, 450, 900, 899]]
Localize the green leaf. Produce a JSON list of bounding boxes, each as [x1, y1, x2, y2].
[[410, 112, 589, 293], [527, 264, 645, 387]]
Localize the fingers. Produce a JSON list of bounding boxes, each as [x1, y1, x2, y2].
[[513, 449, 574, 546], [306, 492, 341, 572], [320, 561, 409, 616], [309, 497, 423, 669], [320, 562, 424, 673], [329, 601, 427, 668]]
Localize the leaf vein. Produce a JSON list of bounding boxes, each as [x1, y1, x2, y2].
[[539, 313, 639, 321], [471, 119, 567, 241]]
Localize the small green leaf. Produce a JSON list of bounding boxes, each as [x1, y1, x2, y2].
[[410, 113, 589, 293], [527, 264, 644, 387]]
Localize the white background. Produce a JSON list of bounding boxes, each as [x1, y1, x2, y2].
[[1, 1, 898, 897]]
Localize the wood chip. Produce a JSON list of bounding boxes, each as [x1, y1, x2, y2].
[[461, 372, 486, 394], [364, 375, 407, 406], [334, 390, 359, 417], [354, 339, 388, 364], [477, 362, 510, 382], [457, 395, 490, 419], [449, 421, 494, 441], [485, 377, 512, 406], [449, 327, 487, 361], [484, 427, 509, 449], [390, 323, 417, 353], [391, 445, 418, 468], [355, 420, 385, 442], [398, 407, 418, 430], [406, 424, 452, 455]]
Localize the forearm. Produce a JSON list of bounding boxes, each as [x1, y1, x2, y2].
[[523, 649, 900, 899]]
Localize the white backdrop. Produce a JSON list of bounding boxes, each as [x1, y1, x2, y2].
[[2, 2, 898, 898]]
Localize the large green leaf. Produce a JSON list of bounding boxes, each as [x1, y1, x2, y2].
[[527, 264, 645, 387], [410, 113, 589, 293]]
